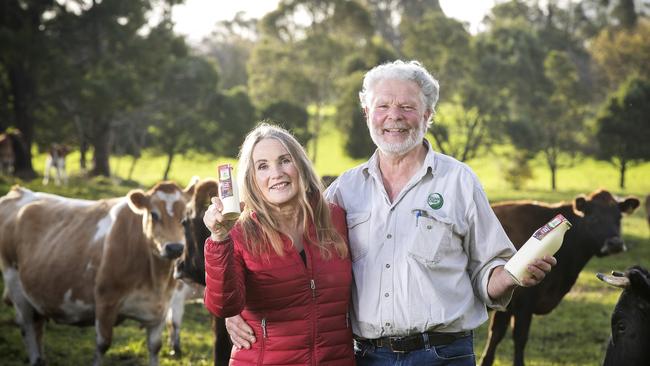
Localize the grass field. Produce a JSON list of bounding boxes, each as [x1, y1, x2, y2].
[[0, 125, 648, 365]]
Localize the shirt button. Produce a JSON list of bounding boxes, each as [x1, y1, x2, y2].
[[385, 264, 390, 268], [387, 234, 392, 239], [384, 292, 390, 297]]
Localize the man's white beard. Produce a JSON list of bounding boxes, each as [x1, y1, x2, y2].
[[368, 120, 427, 156]]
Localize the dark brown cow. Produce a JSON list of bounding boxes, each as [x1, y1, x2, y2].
[[175, 178, 232, 364], [0, 133, 14, 174], [480, 189, 640, 366], [0, 180, 196, 366], [597, 266, 650, 366]]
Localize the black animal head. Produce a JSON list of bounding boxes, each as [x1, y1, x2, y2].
[[573, 190, 639, 257], [175, 178, 218, 286], [598, 266, 650, 366]]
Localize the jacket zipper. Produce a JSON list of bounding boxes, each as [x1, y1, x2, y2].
[[309, 278, 316, 365], [346, 311, 350, 328], [261, 317, 267, 338], [304, 232, 317, 365], [257, 317, 267, 366]]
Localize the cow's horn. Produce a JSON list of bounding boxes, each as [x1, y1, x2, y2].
[[596, 272, 631, 289]]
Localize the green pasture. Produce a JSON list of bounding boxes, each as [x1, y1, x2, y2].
[[0, 127, 648, 365]]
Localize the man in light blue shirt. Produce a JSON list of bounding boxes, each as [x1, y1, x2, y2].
[[225, 60, 555, 366]]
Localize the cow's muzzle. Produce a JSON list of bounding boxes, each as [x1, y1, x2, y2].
[[599, 237, 626, 256], [163, 243, 185, 259]]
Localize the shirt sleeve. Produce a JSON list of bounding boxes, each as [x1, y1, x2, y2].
[[464, 179, 517, 310], [324, 177, 343, 208], [203, 231, 246, 318]]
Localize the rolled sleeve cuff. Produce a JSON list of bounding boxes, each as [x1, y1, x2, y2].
[[479, 259, 513, 311]]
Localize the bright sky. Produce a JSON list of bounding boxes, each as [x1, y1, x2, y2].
[[172, 0, 498, 43]]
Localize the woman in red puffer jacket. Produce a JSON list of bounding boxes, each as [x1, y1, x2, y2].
[[203, 123, 353, 366]]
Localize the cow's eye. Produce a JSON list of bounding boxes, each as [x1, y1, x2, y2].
[[151, 212, 160, 222], [616, 322, 626, 333]]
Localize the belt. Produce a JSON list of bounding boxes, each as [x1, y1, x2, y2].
[[358, 330, 471, 353]]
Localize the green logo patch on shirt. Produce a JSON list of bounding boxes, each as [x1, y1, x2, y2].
[[427, 193, 444, 210]]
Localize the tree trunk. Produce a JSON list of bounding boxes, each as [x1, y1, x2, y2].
[[8, 65, 37, 179], [74, 116, 88, 171], [310, 105, 322, 164], [80, 140, 88, 171], [163, 151, 174, 181], [90, 125, 111, 177], [619, 160, 626, 189], [550, 165, 557, 191], [128, 155, 139, 181]]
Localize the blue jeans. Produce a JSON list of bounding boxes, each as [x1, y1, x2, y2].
[[355, 333, 475, 366]]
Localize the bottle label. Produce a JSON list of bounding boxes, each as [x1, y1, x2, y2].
[[218, 164, 234, 199], [533, 214, 567, 240]]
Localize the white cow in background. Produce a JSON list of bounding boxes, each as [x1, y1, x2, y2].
[[43, 144, 70, 185]]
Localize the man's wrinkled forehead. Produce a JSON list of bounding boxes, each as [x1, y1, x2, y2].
[[368, 79, 426, 106]]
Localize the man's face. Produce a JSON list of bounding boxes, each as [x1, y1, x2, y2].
[[365, 79, 431, 156]]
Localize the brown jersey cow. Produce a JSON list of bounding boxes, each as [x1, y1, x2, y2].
[[0, 180, 196, 366], [480, 190, 640, 366]]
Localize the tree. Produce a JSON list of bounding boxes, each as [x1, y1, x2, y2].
[[400, 8, 498, 162], [590, 19, 650, 92], [0, 0, 57, 178], [206, 86, 257, 158], [538, 50, 588, 190], [335, 71, 375, 159], [199, 12, 258, 89], [260, 101, 311, 146], [595, 77, 650, 188], [401, 9, 472, 98], [334, 40, 396, 159], [612, 0, 638, 29], [362, 0, 442, 53], [149, 55, 220, 180], [429, 98, 490, 162], [1, 0, 187, 178], [475, 1, 593, 190], [249, 0, 373, 163]]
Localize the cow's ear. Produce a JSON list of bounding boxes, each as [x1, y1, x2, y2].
[[628, 267, 650, 301], [619, 197, 640, 215], [195, 179, 218, 210], [183, 176, 200, 200], [127, 189, 150, 214], [573, 196, 588, 215]]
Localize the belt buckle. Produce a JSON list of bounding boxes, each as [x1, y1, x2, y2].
[[388, 336, 408, 353]]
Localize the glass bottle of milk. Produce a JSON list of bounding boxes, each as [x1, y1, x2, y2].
[[504, 214, 571, 285], [217, 164, 241, 221]]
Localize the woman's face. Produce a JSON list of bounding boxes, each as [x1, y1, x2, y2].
[[252, 138, 300, 207]]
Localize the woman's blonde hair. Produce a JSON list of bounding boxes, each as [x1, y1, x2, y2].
[[236, 123, 347, 259]]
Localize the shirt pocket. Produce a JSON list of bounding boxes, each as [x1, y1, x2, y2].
[[346, 211, 371, 262], [408, 210, 454, 266]]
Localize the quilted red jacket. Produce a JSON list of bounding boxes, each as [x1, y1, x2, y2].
[[204, 203, 354, 366]]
